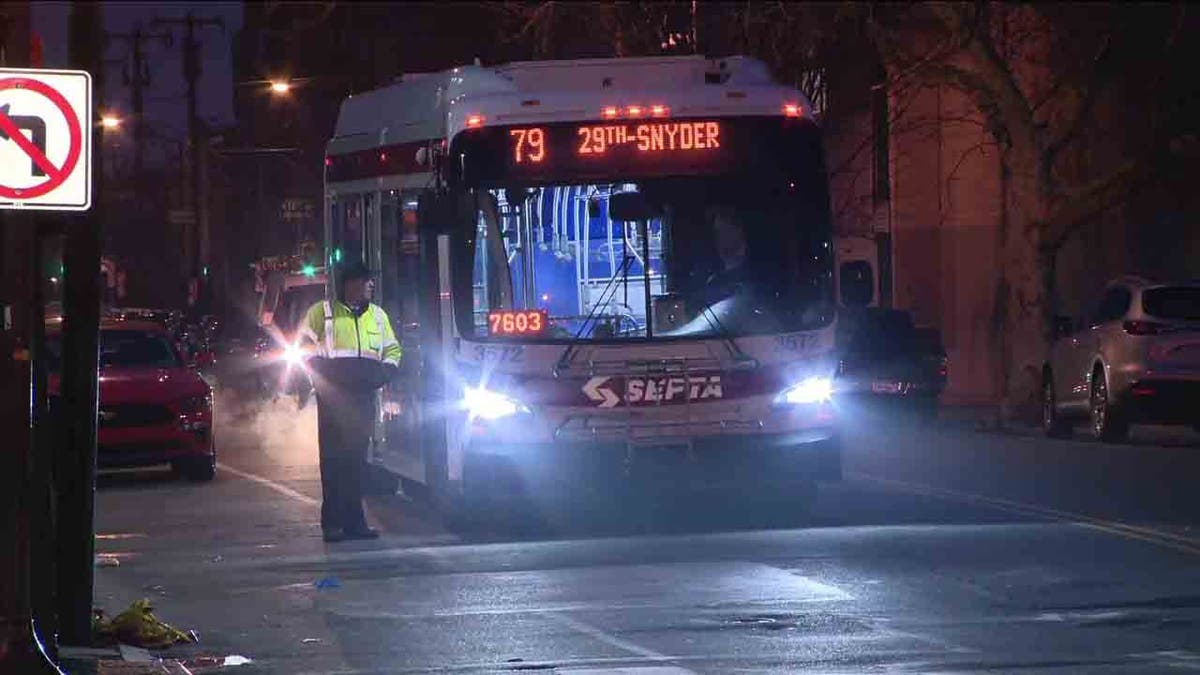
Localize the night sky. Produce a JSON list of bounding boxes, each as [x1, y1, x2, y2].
[[31, 1, 242, 146]]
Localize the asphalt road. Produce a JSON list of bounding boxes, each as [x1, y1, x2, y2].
[[90, 392, 1200, 674]]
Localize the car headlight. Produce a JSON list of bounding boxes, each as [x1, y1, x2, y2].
[[282, 343, 305, 365], [462, 386, 531, 421], [774, 376, 834, 405]]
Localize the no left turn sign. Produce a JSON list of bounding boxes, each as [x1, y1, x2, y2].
[[0, 68, 92, 211]]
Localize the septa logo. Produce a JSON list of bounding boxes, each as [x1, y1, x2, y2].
[[582, 375, 723, 408]]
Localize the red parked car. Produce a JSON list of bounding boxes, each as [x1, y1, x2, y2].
[[48, 319, 216, 480]]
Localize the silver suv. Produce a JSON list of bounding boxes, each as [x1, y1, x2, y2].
[[1043, 277, 1200, 441]]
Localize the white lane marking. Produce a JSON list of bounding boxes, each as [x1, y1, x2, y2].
[[546, 611, 672, 660], [850, 472, 1200, 557], [1131, 650, 1200, 671], [547, 610, 691, 667], [559, 662, 700, 667], [217, 462, 319, 507]]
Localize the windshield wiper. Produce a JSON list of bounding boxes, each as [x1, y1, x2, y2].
[[553, 250, 635, 377], [693, 299, 757, 368]]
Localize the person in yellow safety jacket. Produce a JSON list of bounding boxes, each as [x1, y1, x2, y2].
[[300, 259, 401, 542]]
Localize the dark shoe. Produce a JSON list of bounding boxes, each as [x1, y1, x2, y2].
[[322, 528, 346, 543], [343, 526, 380, 540]]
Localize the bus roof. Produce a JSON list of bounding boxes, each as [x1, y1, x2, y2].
[[327, 55, 813, 159]]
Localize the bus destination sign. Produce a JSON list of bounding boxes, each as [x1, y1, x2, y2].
[[510, 121, 722, 164], [452, 116, 815, 185]]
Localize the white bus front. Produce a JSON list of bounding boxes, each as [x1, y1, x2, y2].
[[436, 112, 841, 509]]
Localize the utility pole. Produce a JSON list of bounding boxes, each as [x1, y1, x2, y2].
[[106, 23, 171, 180], [150, 12, 223, 313]]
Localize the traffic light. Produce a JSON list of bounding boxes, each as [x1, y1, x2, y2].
[[301, 264, 316, 278]]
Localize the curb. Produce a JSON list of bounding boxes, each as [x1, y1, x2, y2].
[[57, 645, 167, 675]]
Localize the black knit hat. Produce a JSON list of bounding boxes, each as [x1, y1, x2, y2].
[[338, 258, 372, 282]]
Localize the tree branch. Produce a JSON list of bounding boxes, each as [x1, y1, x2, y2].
[[1040, 156, 1151, 255], [925, 2, 1040, 154], [1043, 35, 1112, 168]]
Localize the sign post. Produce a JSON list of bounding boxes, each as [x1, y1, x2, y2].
[[0, 45, 86, 675], [0, 44, 101, 660], [0, 68, 92, 212]]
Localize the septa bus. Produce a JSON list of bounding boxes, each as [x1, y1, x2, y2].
[[324, 55, 841, 515]]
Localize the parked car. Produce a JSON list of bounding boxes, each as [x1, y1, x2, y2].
[[1042, 277, 1200, 441], [47, 319, 217, 480], [834, 307, 947, 420]]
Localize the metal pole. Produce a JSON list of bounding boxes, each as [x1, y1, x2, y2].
[[0, 2, 63, 669], [641, 220, 652, 338], [131, 25, 145, 179], [30, 225, 57, 654], [150, 12, 222, 314], [56, 0, 104, 646]]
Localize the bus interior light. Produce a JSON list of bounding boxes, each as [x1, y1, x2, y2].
[[783, 103, 803, 117]]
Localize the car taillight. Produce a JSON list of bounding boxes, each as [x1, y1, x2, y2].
[[1123, 320, 1173, 336]]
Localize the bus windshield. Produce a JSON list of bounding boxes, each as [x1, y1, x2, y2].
[[457, 177, 833, 341], [451, 117, 834, 341]]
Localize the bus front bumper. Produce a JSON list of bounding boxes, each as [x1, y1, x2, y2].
[[462, 428, 841, 498]]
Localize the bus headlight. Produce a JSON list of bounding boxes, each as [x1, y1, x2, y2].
[[463, 386, 531, 421], [774, 377, 834, 405], [282, 343, 305, 366]]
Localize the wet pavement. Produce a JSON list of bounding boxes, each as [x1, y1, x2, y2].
[[86, 393, 1200, 673]]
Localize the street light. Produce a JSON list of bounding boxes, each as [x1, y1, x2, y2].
[[269, 80, 291, 95], [100, 115, 121, 129]]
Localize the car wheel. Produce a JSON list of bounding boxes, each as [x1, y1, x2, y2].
[[1042, 377, 1072, 438], [175, 455, 216, 481], [1089, 370, 1129, 442]]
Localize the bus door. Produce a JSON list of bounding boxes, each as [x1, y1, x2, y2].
[[375, 190, 430, 485]]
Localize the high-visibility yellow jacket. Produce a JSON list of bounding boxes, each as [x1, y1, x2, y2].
[[301, 300, 401, 367]]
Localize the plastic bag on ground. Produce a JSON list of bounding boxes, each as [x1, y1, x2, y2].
[[93, 599, 196, 649]]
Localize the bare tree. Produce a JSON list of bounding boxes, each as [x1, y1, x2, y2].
[[489, 2, 694, 59], [863, 2, 1198, 416]]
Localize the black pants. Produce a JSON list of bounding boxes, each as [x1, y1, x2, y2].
[[316, 387, 376, 532]]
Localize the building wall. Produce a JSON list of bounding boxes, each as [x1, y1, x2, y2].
[[885, 82, 1005, 404]]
